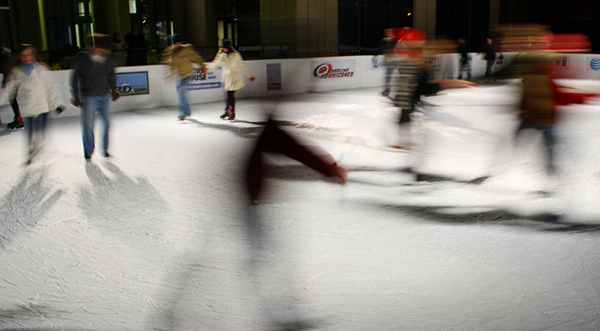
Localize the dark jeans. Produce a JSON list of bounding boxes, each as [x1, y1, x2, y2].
[[400, 108, 412, 124], [25, 112, 48, 151], [485, 60, 494, 77], [227, 91, 236, 110]]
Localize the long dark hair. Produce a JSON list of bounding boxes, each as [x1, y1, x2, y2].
[[4, 44, 40, 80]]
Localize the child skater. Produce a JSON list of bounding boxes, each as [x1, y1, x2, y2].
[[0, 44, 64, 164], [206, 39, 256, 121]]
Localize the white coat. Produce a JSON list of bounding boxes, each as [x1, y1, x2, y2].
[[0, 63, 62, 118], [207, 50, 253, 91]]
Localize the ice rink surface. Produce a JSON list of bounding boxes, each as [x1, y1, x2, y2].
[[1, 84, 600, 330]]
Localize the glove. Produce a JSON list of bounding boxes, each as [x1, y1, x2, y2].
[[56, 106, 66, 115], [250, 76, 256, 82], [71, 97, 80, 107], [112, 91, 120, 101]]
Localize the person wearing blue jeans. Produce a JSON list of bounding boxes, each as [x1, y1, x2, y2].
[[81, 95, 111, 159], [161, 33, 206, 120], [176, 75, 192, 118], [70, 34, 120, 161]]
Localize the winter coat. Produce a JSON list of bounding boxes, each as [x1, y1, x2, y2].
[[161, 43, 206, 80], [70, 51, 118, 98], [518, 53, 557, 126], [206, 50, 253, 91], [0, 63, 62, 118], [483, 43, 496, 62]]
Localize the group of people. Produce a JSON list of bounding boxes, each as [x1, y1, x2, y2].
[[0, 31, 256, 164], [161, 35, 255, 121], [0, 35, 119, 164], [378, 27, 563, 177]]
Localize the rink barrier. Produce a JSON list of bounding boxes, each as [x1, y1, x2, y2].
[[3, 52, 600, 120]]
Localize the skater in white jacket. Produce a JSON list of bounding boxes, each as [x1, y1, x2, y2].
[[206, 39, 255, 120], [0, 44, 64, 163]]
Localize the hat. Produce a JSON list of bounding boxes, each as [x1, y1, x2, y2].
[[396, 27, 426, 49]]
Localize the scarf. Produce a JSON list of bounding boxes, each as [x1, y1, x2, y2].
[[20, 62, 35, 75]]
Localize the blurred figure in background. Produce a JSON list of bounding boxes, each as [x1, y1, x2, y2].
[[482, 38, 497, 77], [0, 44, 65, 164], [0, 43, 24, 129], [161, 33, 207, 121], [110, 31, 126, 67], [206, 39, 256, 121], [390, 28, 474, 149], [124, 23, 147, 66], [374, 28, 397, 97], [70, 34, 120, 161], [457, 38, 471, 80]]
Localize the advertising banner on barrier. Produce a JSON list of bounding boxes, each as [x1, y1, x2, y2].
[[371, 56, 386, 71], [311, 59, 356, 80], [187, 67, 222, 90], [116, 72, 149, 96]]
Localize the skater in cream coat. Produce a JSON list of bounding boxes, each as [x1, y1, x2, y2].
[[206, 39, 255, 120], [0, 44, 64, 163]]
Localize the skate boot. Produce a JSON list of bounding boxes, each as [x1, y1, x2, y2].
[[228, 108, 236, 121], [7, 117, 24, 129], [220, 108, 231, 119]]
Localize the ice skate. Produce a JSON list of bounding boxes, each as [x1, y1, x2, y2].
[[7, 117, 24, 129], [220, 107, 231, 120]]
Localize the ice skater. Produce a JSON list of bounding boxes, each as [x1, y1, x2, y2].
[[245, 117, 347, 204], [374, 28, 397, 96], [161, 33, 207, 121], [242, 116, 346, 329], [70, 34, 120, 161], [206, 39, 256, 121], [457, 38, 471, 80], [482, 38, 497, 77], [0, 43, 24, 130], [390, 28, 474, 149], [0, 44, 65, 164]]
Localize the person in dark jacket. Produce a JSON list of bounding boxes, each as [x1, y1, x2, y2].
[[483, 38, 496, 77], [124, 23, 147, 66], [70, 34, 120, 161]]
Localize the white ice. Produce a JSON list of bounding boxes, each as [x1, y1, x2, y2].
[[1, 83, 600, 331]]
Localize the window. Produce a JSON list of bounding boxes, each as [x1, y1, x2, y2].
[[129, 0, 137, 14]]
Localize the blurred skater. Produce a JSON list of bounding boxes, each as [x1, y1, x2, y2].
[[206, 39, 256, 121], [493, 35, 560, 176], [374, 28, 397, 96], [70, 34, 120, 161], [390, 28, 474, 149], [457, 38, 471, 80], [243, 117, 346, 329], [0, 43, 24, 129], [482, 38, 497, 77], [0, 44, 65, 163], [161, 33, 207, 121], [245, 117, 347, 204]]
